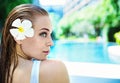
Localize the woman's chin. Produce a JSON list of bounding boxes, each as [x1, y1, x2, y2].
[[40, 58, 47, 61]]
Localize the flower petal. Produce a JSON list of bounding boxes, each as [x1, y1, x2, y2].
[[9, 29, 19, 38], [12, 19, 21, 27], [11, 18, 34, 40], [25, 28, 34, 37], [16, 33, 26, 40], [22, 20, 32, 29]]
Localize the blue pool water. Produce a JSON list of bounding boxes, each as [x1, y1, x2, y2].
[[48, 41, 120, 83], [70, 76, 120, 83], [48, 41, 117, 64]]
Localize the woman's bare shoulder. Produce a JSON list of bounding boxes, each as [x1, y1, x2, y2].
[[41, 59, 66, 68], [40, 59, 70, 83], [40, 59, 68, 73]]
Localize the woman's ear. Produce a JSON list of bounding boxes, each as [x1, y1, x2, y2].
[[16, 40, 22, 44], [14, 38, 22, 44]]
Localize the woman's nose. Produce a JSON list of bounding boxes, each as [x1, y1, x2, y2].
[[47, 37, 54, 46]]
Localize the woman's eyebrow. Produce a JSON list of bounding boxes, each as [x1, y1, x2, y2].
[[39, 28, 52, 33], [40, 28, 50, 31]]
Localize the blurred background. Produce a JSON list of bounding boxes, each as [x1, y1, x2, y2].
[[1, 0, 120, 63], [0, 0, 120, 43], [1, 1, 120, 82]]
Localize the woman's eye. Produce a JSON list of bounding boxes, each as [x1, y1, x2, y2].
[[39, 32, 47, 37]]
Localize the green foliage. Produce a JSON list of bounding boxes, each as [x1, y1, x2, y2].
[[56, 0, 120, 40], [0, 0, 32, 28], [114, 31, 120, 44], [56, 4, 98, 39], [114, 0, 120, 43], [94, 0, 120, 28]]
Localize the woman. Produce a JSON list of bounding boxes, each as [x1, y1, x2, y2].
[[0, 4, 69, 83]]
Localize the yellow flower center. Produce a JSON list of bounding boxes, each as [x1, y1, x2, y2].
[[18, 26, 24, 33]]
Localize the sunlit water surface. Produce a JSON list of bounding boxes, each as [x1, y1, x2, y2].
[[48, 41, 117, 64]]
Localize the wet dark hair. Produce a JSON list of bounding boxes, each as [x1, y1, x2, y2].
[[0, 4, 48, 83]]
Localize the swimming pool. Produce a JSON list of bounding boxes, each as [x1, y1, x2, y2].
[[48, 40, 120, 83], [48, 40, 117, 64]]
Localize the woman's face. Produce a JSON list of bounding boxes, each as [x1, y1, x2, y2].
[[21, 15, 53, 60]]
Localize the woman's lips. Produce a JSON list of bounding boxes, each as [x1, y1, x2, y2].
[[43, 51, 49, 55]]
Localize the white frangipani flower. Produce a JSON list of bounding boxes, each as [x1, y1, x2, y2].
[[10, 19, 34, 40]]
